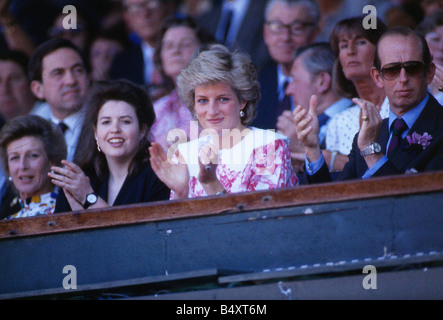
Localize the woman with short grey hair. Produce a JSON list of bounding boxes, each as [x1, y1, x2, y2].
[[0, 115, 66, 219], [150, 44, 298, 199]]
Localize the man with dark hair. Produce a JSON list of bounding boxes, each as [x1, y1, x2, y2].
[[295, 27, 443, 181], [29, 38, 90, 162]]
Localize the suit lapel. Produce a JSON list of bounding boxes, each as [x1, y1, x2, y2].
[[388, 96, 440, 172], [350, 116, 389, 178], [353, 119, 388, 177], [236, 0, 266, 43], [377, 119, 390, 155], [254, 63, 279, 129]]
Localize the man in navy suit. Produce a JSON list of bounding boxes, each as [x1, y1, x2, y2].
[[253, 0, 320, 130], [109, 0, 176, 90], [294, 27, 443, 182], [197, 0, 270, 71]]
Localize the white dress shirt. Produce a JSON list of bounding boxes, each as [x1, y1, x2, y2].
[[141, 42, 155, 84], [49, 110, 85, 162]]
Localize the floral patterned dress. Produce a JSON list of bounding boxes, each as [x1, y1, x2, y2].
[[6, 192, 57, 219], [173, 127, 298, 199]]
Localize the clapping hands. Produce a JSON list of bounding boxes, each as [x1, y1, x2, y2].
[[292, 95, 322, 162]]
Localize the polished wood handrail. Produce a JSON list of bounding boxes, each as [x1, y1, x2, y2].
[[1, 171, 442, 239]]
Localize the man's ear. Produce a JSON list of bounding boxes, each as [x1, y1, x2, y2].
[[371, 67, 384, 89], [314, 72, 332, 94], [426, 62, 436, 85], [30, 80, 45, 100]]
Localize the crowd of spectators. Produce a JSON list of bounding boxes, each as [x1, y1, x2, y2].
[[0, 0, 442, 218]]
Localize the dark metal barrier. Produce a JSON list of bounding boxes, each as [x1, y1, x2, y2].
[[1, 171, 442, 299]]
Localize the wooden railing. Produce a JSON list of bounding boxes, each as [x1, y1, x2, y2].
[[1, 170, 442, 239], [1, 171, 443, 299]]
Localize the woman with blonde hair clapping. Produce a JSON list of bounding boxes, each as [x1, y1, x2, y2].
[[149, 44, 298, 199]]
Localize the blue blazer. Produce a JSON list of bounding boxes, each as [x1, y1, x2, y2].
[[308, 94, 443, 183], [109, 44, 145, 85], [253, 61, 280, 130], [54, 163, 170, 213], [197, 0, 271, 70]]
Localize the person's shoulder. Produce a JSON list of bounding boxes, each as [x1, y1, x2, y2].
[[422, 94, 443, 124], [153, 92, 170, 105], [429, 94, 443, 111], [153, 92, 172, 113], [338, 104, 360, 116], [330, 104, 360, 122], [258, 61, 278, 78], [116, 43, 142, 57], [248, 127, 289, 145], [432, 100, 443, 128], [0, 191, 20, 219], [29, 101, 51, 119]]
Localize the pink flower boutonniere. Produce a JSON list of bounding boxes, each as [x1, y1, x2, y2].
[[406, 132, 432, 154]]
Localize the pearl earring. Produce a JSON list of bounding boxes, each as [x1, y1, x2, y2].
[[8, 176, 12, 182], [96, 139, 101, 152], [240, 110, 245, 118]]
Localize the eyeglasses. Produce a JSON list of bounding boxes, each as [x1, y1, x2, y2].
[[380, 61, 426, 80], [265, 20, 315, 36], [124, 0, 161, 14], [162, 39, 199, 52]]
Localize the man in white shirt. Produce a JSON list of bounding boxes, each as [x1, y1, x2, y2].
[[29, 38, 89, 162], [294, 27, 443, 182]]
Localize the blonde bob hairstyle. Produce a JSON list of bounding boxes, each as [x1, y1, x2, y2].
[[177, 44, 260, 125]]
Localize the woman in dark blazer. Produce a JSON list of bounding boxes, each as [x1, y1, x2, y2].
[[51, 79, 170, 212]]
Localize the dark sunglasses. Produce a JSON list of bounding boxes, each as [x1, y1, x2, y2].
[[380, 61, 426, 80]]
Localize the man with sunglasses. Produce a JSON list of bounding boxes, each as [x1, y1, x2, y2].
[[294, 26, 443, 182]]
